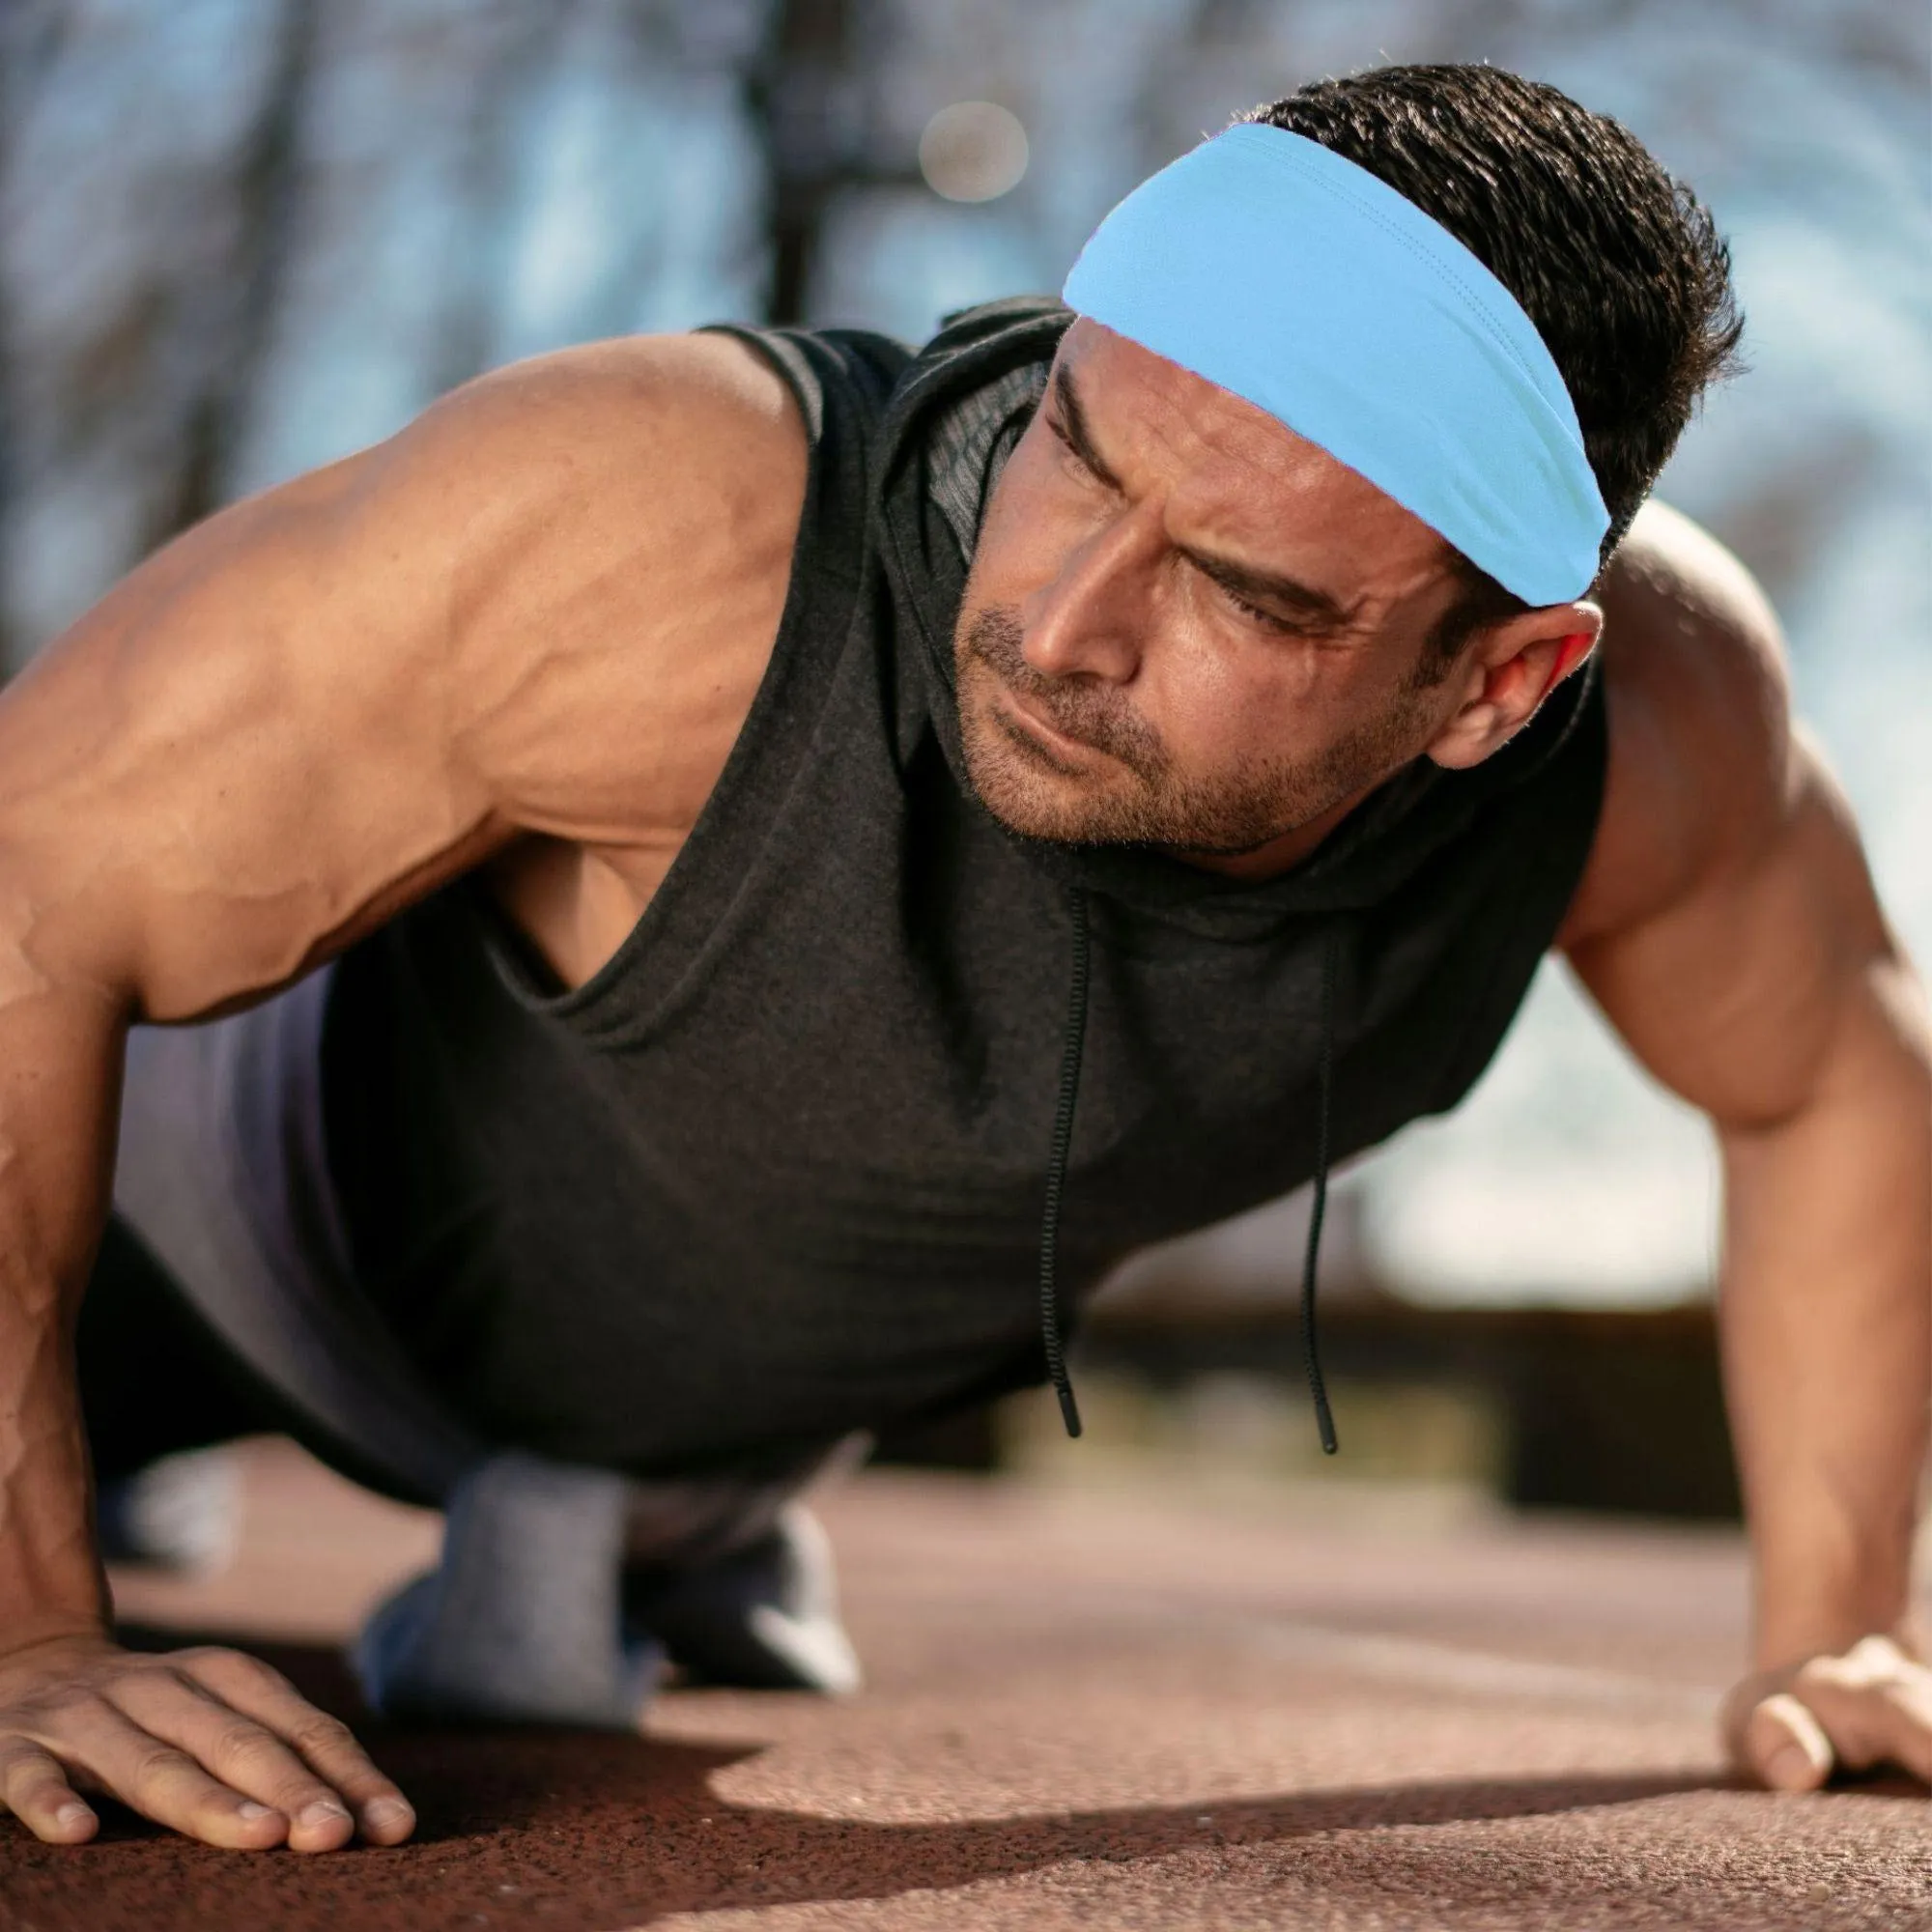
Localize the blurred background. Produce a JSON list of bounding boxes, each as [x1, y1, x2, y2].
[[3, 0, 1925, 1520]]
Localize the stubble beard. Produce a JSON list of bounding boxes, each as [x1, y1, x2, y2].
[[954, 604, 1431, 859]]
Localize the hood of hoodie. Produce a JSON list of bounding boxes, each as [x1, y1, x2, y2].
[[873, 297, 1601, 940]]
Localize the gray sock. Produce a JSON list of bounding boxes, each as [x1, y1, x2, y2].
[[352, 1453, 661, 1728], [350, 1451, 862, 1727]]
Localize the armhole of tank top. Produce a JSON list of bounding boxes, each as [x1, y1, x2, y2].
[[471, 325, 867, 1035], [1429, 665, 1611, 1112]]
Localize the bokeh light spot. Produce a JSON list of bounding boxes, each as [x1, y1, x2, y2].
[[919, 101, 1029, 203]]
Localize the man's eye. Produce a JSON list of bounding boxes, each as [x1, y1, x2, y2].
[[1044, 414, 1100, 480], [1219, 583, 1298, 635]]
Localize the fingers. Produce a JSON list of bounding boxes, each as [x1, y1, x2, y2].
[[0, 1738, 99, 1844], [1744, 1690, 1834, 1792], [21, 1692, 291, 1850], [174, 1648, 414, 1845], [1790, 1641, 1932, 1786], [1731, 1635, 1932, 1793], [105, 1667, 359, 1853], [0, 1638, 412, 1854]]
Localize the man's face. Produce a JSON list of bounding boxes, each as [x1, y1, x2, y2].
[[954, 320, 1481, 872]]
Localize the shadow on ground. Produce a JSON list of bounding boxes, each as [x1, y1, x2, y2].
[[0, 1633, 1913, 1932]]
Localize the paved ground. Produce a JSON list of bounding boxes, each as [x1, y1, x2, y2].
[[2, 1438, 1926, 1930]]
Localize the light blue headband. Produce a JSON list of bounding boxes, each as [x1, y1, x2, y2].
[[1061, 124, 1609, 606]]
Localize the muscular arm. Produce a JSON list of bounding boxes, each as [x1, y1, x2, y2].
[[1561, 500, 1932, 1783], [0, 331, 803, 1848]]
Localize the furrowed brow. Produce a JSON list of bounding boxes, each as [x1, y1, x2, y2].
[[1051, 363, 1357, 634], [1183, 547, 1357, 633], [1047, 365, 1125, 493]]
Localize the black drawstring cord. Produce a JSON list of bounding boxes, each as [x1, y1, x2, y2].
[[1038, 888, 1091, 1437], [1300, 928, 1341, 1455], [1037, 894, 1334, 1452]]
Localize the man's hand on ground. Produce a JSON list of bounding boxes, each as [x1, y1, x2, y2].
[[0, 1633, 415, 1851], [1725, 1634, 1932, 1792]]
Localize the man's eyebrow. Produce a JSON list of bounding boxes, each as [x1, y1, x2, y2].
[[1182, 547, 1358, 633], [1049, 362, 1357, 633], [1046, 365, 1125, 492]]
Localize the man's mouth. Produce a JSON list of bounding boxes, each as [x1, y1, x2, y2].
[[960, 602, 1166, 784], [990, 684, 1104, 770]]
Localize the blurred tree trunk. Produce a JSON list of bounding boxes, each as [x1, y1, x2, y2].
[[747, 0, 855, 326], [746, 0, 925, 327], [0, 1, 69, 675], [149, 0, 320, 546]]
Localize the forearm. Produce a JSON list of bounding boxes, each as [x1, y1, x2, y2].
[[0, 962, 128, 1643], [1717, 955, 1932, 1669]]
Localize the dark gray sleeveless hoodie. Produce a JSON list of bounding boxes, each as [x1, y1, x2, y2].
[[321, 298, 1606, 1479]]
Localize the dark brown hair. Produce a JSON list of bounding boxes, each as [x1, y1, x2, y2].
[[1243, 65, 1744, 661]]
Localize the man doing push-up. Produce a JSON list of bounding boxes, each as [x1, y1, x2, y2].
[[0, 64, 1926, 1853]]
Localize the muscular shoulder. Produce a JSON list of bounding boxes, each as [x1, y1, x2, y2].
[[393, 331, 807, 830], [0, 331, 805, 1016], [1551, 508, 1904, 1127], [1557, 499, 1799, 949], [379, 332, 810, 980]]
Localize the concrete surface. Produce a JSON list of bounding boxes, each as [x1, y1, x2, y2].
[[1, 1438, 1925, 1931]]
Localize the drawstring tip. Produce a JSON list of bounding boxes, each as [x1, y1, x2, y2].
[[1054, 1381, 1083, 1438], [1299, 924, 1344, 1463], [1038, 888, 1091, 1449]]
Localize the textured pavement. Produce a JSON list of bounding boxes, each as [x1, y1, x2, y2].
[[3, 1438, 1927, 1931]]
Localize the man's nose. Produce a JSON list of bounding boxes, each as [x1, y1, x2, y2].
[[1019, 499, 1161, 684]]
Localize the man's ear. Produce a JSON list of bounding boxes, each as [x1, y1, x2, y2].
[[1426, 603, 1602, 771]]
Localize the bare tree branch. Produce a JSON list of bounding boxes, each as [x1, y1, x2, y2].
[[149, 0, 320, 544], [429, 1, 581, 398]]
